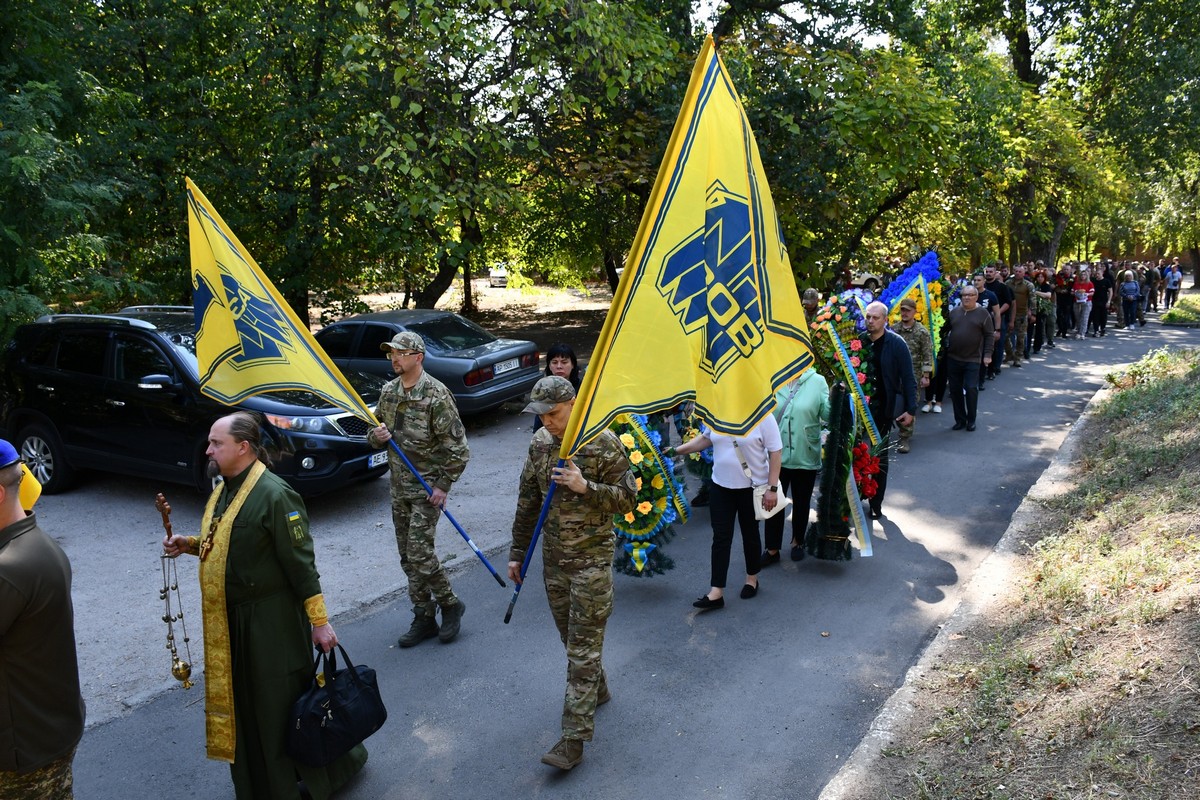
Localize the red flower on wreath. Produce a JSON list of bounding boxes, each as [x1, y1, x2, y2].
[[852, 442, 881, 499], [850, 339, 862, 352]]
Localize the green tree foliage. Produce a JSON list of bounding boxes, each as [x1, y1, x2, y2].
[[335, 0, 680, 309], [0, 3, 135, 342], [2, 0, 1190, 336]]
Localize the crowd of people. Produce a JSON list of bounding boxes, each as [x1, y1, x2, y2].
[[913, 258, 1182, 428], [7, 253, 1185, 799]]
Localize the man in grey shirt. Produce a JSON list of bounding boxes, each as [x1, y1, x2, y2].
[[944, 287, 995, 431]]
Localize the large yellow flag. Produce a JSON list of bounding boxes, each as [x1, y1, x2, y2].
[[560, 36, 812, 458], [186, 177, 376, 423]]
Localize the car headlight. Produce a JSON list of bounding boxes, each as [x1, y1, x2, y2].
[[265, 414, 338, 435]]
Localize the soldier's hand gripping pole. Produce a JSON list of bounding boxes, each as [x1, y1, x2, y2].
[[503, 462, 561, 623], [386, 439, 506, 588]]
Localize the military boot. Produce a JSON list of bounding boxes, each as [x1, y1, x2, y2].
[[438, 599, 466, 643], [540, 737, 583, 770], [397, 610, 439, 648]]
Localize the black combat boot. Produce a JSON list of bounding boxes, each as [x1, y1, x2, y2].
[[397, 610, 439, 648], [438, 599, 466, 643]]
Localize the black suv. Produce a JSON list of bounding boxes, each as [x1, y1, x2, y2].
[[0, 307, 389, 495]]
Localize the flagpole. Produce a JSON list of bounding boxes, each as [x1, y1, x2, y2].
[[384, 439, 506, 588], [503, 462, 562, 623]]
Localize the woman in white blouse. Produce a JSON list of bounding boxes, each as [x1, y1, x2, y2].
[[670, 415, 783, 611]]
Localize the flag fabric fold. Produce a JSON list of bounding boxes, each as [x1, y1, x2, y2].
[[186, 177, 376, 424], [560, 35, 812, 459]]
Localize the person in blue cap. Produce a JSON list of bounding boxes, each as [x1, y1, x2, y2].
[[0, 439, 85, 798]]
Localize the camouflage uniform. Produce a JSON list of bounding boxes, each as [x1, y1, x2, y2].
[[509, 427, 637, 742], [370, 369, 469, 618], [1005, 276, 1035, 365], [0, 749, 74, 800], [893, 319, 932, 446]]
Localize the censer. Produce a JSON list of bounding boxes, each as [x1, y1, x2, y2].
[[157, 493, 193, 689]]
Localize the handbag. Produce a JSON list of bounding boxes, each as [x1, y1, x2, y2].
[[752, 483, 791, 521], [732, 441, 791, 521], [286, 643, 388, 767]]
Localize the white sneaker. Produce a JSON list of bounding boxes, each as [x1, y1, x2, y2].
[[932, 403, 943, 414], [920, 402, 932, 413]]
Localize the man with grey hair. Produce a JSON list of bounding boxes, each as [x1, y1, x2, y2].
[[508, 376, 637, 771], [369, 331, 471, 647], [863, 301, 917, 518], [0, 440, 84, 800], [944, 287, 994, 431]]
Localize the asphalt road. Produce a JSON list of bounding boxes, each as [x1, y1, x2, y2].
[[51, 317, 1199, 799]]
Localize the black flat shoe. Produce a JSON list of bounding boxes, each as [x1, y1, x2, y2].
[[692, 595, 724, 611], [966, 422, 976, 431], [952, 421, 966, 430], [759, 550, 780, 566], [790, 544, 805, 561], [739, 583, 758, 599]]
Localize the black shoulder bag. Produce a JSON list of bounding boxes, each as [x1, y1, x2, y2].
[[286, 643, 388, 767]]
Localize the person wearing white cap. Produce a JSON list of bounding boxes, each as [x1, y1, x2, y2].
[[0, 439, 85, 798]]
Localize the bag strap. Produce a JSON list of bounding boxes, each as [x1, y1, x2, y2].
[[730, 440, 752, 480]]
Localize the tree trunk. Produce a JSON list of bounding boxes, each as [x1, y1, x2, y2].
[[603, 248, 624, 293], [458, 213, 484, 315], [1039, 210, 1069, 269]]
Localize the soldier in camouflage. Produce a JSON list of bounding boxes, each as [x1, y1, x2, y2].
[[369, 331, 471, 647], [0, 440, 84, 800], [893, 298, 932, 454], [507, 376, 637, 771]]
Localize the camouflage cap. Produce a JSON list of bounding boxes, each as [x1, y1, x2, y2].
[[899, 298, 917, 310], [0, 439, 19, 470], [522, 375, 576, 415], [380, 331, 425, 354], [801, 288, 820, 304]]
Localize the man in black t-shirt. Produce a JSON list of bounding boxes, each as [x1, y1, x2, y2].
[[972, 273, 1000, 391], [983, 264, 1012, 378]]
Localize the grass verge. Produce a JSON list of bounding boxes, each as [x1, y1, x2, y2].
[[1160, 295, 1200, 324], [872, 347, 1200, 800]]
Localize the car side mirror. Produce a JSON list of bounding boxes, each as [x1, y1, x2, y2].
[[138, 373, 181, 392]]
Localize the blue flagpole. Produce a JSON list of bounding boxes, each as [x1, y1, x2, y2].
[[503, 460, 562, 623], [385, 439, 506, 588]]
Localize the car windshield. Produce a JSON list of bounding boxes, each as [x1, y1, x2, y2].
[[408, 316, 495, 354]]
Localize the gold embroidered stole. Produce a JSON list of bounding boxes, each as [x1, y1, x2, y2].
[[198, 461, 266, 763]]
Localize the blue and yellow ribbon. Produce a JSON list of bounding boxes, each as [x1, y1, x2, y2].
[[844, 399, 873, 557], [821, 323, 881, 446]]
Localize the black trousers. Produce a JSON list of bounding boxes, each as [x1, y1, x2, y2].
[[947, 358, 981, 425], [869, 415, 895, 514], [708, 483, 761, 588], [763, 466, 818, 550]]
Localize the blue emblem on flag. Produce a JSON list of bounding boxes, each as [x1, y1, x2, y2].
[[657, 181, 764, 380], [194, 266, 294, 368]]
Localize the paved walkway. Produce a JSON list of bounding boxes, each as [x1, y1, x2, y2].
[[70, 312, 1200, 799]]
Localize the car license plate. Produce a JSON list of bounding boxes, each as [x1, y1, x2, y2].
[[493, 358, 519, 375], [369, 451, 388, 468]]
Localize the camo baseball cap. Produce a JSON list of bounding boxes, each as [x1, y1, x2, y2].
[[900, 298, 917, 310], [380, 331, 425, 354], [522, 376, 576, 415]]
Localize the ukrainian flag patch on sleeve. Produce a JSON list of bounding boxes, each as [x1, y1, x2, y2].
[[287, 510, 306, 545]]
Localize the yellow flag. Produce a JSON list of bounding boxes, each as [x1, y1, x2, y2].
[[561, 36, 812, 458], [186, 177, 376, 423]]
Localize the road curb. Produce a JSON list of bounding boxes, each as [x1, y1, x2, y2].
[[818, 381, 1111, 799]]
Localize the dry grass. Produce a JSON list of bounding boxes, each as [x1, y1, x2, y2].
[[871, 348, 1200, 800]]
